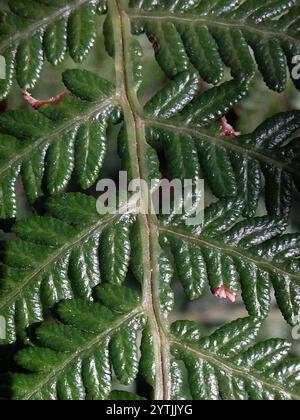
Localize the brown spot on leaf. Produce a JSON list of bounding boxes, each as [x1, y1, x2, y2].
[[23, 90, 66, 109]]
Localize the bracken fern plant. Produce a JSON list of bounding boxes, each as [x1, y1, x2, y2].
[[0, 0, 300, 401]]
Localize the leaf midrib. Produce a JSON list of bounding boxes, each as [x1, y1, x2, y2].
[[112, 0, 171, 399]]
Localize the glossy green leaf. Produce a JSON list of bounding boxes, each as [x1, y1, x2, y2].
[[160, 197, 300, 323], [0, 0, 107, 97], [146, 111, 300, 217], [1, 0, 300, 402], [130, 0, 300, 92], [0, 69, 117, 220], [0, 194, 135, 343], [172, 316, 300, 400]]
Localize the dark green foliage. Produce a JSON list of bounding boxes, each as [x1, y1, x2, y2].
[[0, 69, 119, 221], [129, 0, 300, 92], [0, 194, 136, 344], [0, 0, 107, 98], [12, 286, 145, 400], [0, 0, 300, 401], [160, 197, 300, 323], [172, 317, 300, 400], [145, 76, 300, 218]]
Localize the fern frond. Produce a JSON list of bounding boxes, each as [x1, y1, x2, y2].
[[0, 0, 107, 99], [0, 193, 136, 343], [128, 0, 300, 92], [2, 55, 296, 225], [1, 0, 300, 401], [171, 317, 300, 400], [0, 69, 119, 222], [2, 192, 299, 345], [11, 284, 144, 400], [11, 311, 300, 400], [145, 88, 300, 216], [160, 197, 300, 324], [0, 68, 249, 223]]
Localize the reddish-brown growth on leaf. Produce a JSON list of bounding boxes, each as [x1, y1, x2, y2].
[[23, 90, 66, 109], [220, 116, 240, 137], [148, 33, 161, 54], [213, 285, 237, 303]]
